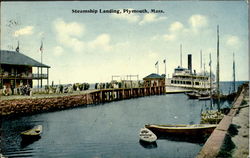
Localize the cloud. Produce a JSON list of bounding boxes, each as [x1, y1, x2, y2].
[[139, 14, 167, 25], [169, 21, 184, 32], [151, 35, 161, 41], [53, 46, 64, 56], [88, 33, 112, 51], [111, 11, 140, 23], [147, 51, 159, 59], [38, 32, 45, 38], [13, 26, 34, 37], [189, 14, 207, 29], [53, 19, 115, 53], [161, 14, 208, 41], [53, 19, 85, 53], [54, 18, 84, 37], [111, 9, 166, 25], [226, 35, 240, 47], [162, 21, 183, 41], [163, 34, 176, 41]]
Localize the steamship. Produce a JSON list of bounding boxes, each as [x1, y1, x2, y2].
[[166, 54, 214, 90]]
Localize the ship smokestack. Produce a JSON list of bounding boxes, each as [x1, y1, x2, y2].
[[188, 54, 192, 73]]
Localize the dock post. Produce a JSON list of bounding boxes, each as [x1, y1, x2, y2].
[[100, 90, 102, 103], [122, 89, 124, 99]]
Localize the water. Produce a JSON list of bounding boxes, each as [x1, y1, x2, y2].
[[220, 81, 247, 95], [1, 81, 246, 158]]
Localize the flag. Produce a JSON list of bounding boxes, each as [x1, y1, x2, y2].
[[16, 41, 19, 52], [155, 61, 158, 67], [209, 61, 212, 66], [40, 41, 43, 52], [163, 59, 166, 63]]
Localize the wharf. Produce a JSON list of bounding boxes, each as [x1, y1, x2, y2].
[[0, 86, 165, 117], [196, 83, 249, 158]]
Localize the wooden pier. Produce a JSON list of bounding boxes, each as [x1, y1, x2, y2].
[[87, 86, 165, 104], [0, 86, 165, 117]]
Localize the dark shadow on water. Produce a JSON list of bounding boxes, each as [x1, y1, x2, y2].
[[157, 135, 207, 145], [20, 136, 41, 148], [139, 140, 158, 149]]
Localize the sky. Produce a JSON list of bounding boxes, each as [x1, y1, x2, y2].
[[1, 1, 248, 85]]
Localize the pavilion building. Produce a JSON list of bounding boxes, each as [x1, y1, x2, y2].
[[0, 50, 50, 89]]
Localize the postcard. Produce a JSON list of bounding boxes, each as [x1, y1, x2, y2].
[[0, 1, 249, 158]]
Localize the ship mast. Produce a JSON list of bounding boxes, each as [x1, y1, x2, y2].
[[216, 25, 220, 97], [209, 53, 212, 107], [233, 52, 236, 92], [200, 50, 202, 72], [216, 25, 221, 111], [180, 44, 182, 67]]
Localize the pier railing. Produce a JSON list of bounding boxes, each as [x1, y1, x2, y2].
[[88, 86, 166, 104]]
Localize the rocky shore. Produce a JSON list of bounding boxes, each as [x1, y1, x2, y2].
[[0, 92, 93, 117]]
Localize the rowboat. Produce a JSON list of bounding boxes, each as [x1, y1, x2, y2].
[[139, 127, 157, 143], [21, 125, 42, 139], [185, 92, 201, 99], [198, 96, 211, 100], [145, 124, 217, 137]]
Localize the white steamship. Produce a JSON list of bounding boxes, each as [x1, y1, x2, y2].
[[166, 54, 214, 90]]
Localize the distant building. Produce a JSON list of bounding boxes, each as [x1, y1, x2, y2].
[[143, 73, 165, 87], [0, 50, 50, 89]]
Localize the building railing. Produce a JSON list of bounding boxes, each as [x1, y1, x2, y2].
[[32, 74, 48, 79], [0, 72, 48, 79]]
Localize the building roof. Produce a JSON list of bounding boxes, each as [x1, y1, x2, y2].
[[143, 73, 165, 80], [0, 50, 50, 68]]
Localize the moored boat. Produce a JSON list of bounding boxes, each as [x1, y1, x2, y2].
[[166, 66, 214, 90], [139, 127, 157, 143], [198, 96, 211, 100], [186, 92, 201, 99], [21, 125, 42, 139], [200, 110, 224, 124], [145, 124, 217, 137]]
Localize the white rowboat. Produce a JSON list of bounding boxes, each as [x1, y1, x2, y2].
[[139, 127, 157, 143]]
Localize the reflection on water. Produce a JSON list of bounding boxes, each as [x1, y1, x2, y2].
[[1, 81, 244, 158], [20, 136, 41, 148], [139, 140, 158, 149], [158, 135, 206, 145]]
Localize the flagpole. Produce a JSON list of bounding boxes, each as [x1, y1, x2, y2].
[[157, 63, 159, 74], [155, 61, 159, 74], [164, 59, 166, 77], [40, 41, 43, 88]]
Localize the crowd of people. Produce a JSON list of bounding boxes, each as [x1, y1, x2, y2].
[[1, 81, 146, 96], [2, 84, 31, 96]]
